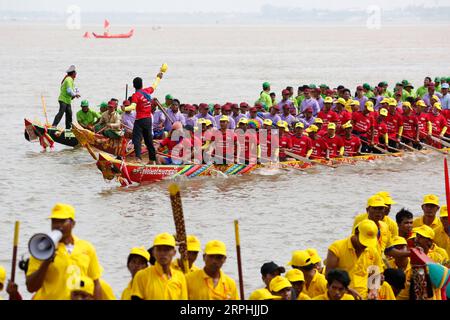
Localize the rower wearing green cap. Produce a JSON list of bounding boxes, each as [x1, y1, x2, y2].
[[162, 94, 173, 109], [76, 100, 101, 130], [362, 83, 374, 99], [259, 82, 272, 111]]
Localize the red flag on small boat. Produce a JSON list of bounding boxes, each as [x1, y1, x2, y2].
[[39, 127, 54, 150], [104, 19, 110, 30], [83, 31, 90, 38]]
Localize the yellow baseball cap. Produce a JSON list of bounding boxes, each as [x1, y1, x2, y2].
[[153, 233, 176, 247], [356, 219, 378, 248], [263, 119, 273, 126], [365, 103, 374, 112], [130, 246, 150, 261], [432, 95, 440, 101], [314, 118, 323, 124], [285, 268, 305, 283], [342, 121, 352, 129], [269, 276, 292, 293], [376, 191, 397, 205], [295, 122, 304, 129], [402, 101, 412, 109], [388, 99, 397, 107], [306, 248, 322, 264], [204, 240, 227, 256], [187, 235, 201, 252], [306, 125, 318, 133], [220, 115, 229, 122], [423, 194, 439, 206], [440, 205, 448, 218], [413, 225, 435, 240], [389, 236, 407, 247], [367, 194, 387, 207], [434, 102, 442, 110], [73, 276, 95, 296], [380, 98, 389, 104], [416, 100, 426, 107], [337, 98, 346, 105], [238, 118, 248, 125], [379, 108, 388, 116], [204, 119, 213, 126], [48, 203, 75, 220], [351, 100, 360, 106], [249, 288, 280, 300], [0, 265, 5, 284], [327, 122, 336, 130], [324, 96, 333, 103], [287, 250, 312, 267]]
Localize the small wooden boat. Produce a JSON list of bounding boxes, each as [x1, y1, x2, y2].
[[92, 29, 134, 39], [24, 118, 78, 148]]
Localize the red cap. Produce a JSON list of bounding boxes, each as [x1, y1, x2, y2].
[[240, 102, 249, 107], [107, 101, 115, 107], [122, 100, 131, 106], [325, 89, 334, 95], [272, 105, 280, 110], [304, 107, 313, 112], [429, 83, 435, 88], [214, 104, 222, 109], [357, 85, 363, 90], [315, 88, 321, 94], [199, 103, 209, 109], [249, 106, 257, 112], [282, 104, 290, 109], [282, 89, 290, 95], [231, 103, 239, 109], [223, 105, 232, 111], [185, 104, 195, 111]]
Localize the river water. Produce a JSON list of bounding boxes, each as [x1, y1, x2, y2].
[[1, 23, 449, 299]]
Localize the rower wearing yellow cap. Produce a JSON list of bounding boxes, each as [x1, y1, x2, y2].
[[269, 276, 292, 300], [371, 108, 389, 152], [384, 236, 411, 300], [287, 250, 327, 298], [306, 248, 325, 274], [326, 219, 383, 299], [433, 205, 450, 257], [412, 194, 443, 231], [186, 240, 238, 300], [121, 247, 150, 300], [172, 235, 201, 273], [285, 269, 310, 300], [249, 261, 286, 300], [26, 203, 104, 300], [321, 122, 344, 158], [342, 121, 361, 156], [130, 233, 187, 300]]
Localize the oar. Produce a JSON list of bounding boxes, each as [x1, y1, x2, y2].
[[438, 135, 450, 143], [234, 220, 245, 300], [9, 221, 19, 300], [398, 140, 417, 152], [168, 184, 190, 274], [371, 144, 391, 154], [430, 135, 450, 148], [41, 94, 50, 126], [153, 99, 174, 125], [444, 158, 450, 229], [125, 84, 128, 100], [284, 150, 337, 168], [415, 139, 449, 155]]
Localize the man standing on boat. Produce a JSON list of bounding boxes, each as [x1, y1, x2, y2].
[[52, 65, 80, 130]]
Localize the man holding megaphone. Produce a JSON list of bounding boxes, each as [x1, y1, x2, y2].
[[26, 203, 103, 300]]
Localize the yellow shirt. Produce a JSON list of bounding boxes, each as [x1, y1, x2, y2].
[[130, 262, 187, 300], [388, 259, 411, 300], [352, 214, 392, 255], [100, 279, 116, 300], [312, 291, 355, 300], [377, 281, 396, 300], [297, 292, 311, 300], [354, 213, 398, 238], [328, 236, 383, 299], [302, 271, 327, 298], [412, 216, 442, 231], [434, 225, 450, 258], [27, 236, 103, 300], [121, 280, 133, 300], [186, 269, 238, 300], [171, 259, 200, 273]]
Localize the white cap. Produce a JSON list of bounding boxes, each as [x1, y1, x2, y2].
[[442, 83, 449, 89], [66, 65, 76, 73]]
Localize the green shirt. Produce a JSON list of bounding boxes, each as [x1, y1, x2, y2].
[[76, 109, 101, 126], [58, 76, 75, 105], [259, 91, 272, 110], [416, 86, 427, 98], [296, 95, 305, 106], [364, 91, 375, 99]]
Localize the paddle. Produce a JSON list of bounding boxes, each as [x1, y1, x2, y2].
[[125, 84, 128, 100], [41, 94, 50, 126], [398, 141, 417, 152], [234, 220, 245, 300], [9, 221, 19, 300], [438, 135, 450, 143], [429, 135, 450, 148], [284, 150, 337, 168], [153, 98, 174, 125], [444, 158, 450, 229], [168, 184, 190, 274], [371, 144, 391, 154], [401, 135, 448, 154]]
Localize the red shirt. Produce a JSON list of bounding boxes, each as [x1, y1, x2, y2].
[[321, 134, 344, 158], [131, 87, 154, 120], [373, 120, 388, 145], [279, 133, 293, 159], [239, 131, 259, 161], [415, 112, 430, 137], [291, 134, 312, 157], [211, 130, 238, 161], [428, 113, 447, 136], [343, 135, 361, 156], [401, 113, 418, 139], [441, 110, 450, 137], [160, 136, 184, 158], [260, 131, 274, 158], [316, 127, 327, 138], [385, 112, 403, 140], [352, 111, 374, 138], [317, 109, 338, 126], [310, 137, 329, 159], [335, 109, 352, 136]]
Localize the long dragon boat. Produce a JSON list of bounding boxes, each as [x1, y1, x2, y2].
[[24, 118, 78, 148]]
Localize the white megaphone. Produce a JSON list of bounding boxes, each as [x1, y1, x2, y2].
[[28, 230, 63, 261]]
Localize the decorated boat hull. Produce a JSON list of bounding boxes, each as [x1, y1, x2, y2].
[[24, 118, 78, 147]]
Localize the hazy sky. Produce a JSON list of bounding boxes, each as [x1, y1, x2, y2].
[[1, 0, 447, 13]]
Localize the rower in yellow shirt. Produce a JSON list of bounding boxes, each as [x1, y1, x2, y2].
[[121, 247, 150, 300], [131, 233, 187, 300], [248, 261, 285, 300], [433, 205, 450, 259], [287, 250, 327, 298], [269, 276, 292, 300], [306, 248, 325, 274], [385, 236, 411, 300], [285, 269, 311, 300], [326, 219, 383, 299], [26, 203, 104, 300], [186, 240, 238, 300], [312, 269, 355, 300], [412, 194, 443, 231], [172, 235, 201, 273]]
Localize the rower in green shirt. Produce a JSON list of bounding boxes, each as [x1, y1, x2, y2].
[[76, 100, 101, 131], [259, 82, 272, 111]]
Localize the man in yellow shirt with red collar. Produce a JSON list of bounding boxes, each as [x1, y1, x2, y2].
[[131, 233, 187, 300], [26, 203, 103, 300], [186, 240, 238, 300]]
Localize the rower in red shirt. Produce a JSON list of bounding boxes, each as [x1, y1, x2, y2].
[[400, 101, 419, 149], [276, 120, 292, 162], [321, 122, 344, 158], [385, 100, 404, 151], [314, 118, 327, 138], [427, 102, 447, 148], [441, 106, 450, 140], [288, 122, 313, 158], [210, 115, 238, 164], [259, 119, 276, 162], [342, 121, 362, 157], [235, 118, 259, 164], [415, 100, 431, 145], [334, 98, 352, 136], [306, 125, 329, 160], [317, 96, 338, 126], [351, 101, 375, 153], [156, 122, 188, 165], [371, 108, 389, 153]]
